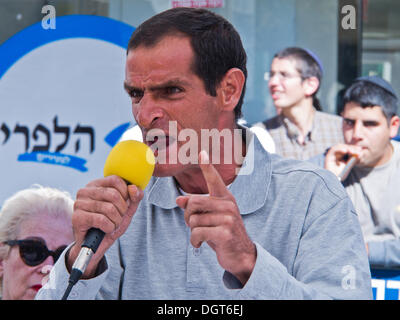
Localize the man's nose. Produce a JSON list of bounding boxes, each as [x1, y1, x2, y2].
[[352, 121, 364, 141], [134, 93, 164, 129], [268, 74, 280, 87]]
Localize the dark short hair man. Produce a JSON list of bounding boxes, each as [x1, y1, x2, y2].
[[311, 76, 400, 268], [37, 8, 371, 300], [254, 47, 344, 160]]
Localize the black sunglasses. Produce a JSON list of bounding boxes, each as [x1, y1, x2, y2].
[[4, 239, 67, 267]]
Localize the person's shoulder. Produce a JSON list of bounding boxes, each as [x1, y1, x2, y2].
[[250, 123, 276, 153], [391, 139, 400, 166], [392, 139, 400, 150], [263, 115, 282, 130], [269, 152, 323, 174], [268, 153, 347, 201], [316, 111, 343, 123], [308, 152, 326, 168]]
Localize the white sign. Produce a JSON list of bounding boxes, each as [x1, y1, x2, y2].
[[0, 15, 136, 206]]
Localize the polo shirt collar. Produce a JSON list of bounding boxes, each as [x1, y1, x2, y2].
[[147, 128, 271, 215]]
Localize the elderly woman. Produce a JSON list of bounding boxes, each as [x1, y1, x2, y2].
[[0, 185, 74, 300]]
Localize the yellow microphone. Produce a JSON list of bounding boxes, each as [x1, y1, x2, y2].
[[103, 140, 155, 189], [63, 140, 155, 300]]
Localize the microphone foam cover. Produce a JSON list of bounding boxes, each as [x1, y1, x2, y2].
[[103, 140, 155, 189]]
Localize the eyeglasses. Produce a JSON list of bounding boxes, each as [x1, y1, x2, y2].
[[266, 71, 303, 81], [3, 239, 67, 267]]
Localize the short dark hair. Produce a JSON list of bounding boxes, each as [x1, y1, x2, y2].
[[343, 80, 398, 122], [274, 47, 323, 111], [127, 7, 247, 120]]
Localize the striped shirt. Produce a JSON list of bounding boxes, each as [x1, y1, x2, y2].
[[261, 110, 344, 160]]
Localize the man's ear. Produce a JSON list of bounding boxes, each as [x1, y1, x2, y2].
[[389, 115, 400, 138], [303, 76, 320, 97], [217, 68, 245, 112]]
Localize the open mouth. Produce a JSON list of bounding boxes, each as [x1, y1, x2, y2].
[[145, 134, 176, 156], [270, 91, 283, 100]]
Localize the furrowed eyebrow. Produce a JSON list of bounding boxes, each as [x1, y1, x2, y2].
[[123, 82, 140, 93], [124, 79, 191, 93], [154, 81, 184, 91]]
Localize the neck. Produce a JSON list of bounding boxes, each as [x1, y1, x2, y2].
[[174, 162, 238, 194], [281, 99, 315, 140], [175, 125, 247, 194], [370, 142, 394, 168]]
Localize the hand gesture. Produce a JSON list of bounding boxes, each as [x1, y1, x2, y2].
[[176, 151, 256, 285], [324, 144, 362, 180]]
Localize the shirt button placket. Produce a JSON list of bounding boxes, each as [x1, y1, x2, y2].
[[193, 247, 201, 256], [186, 242, 204, 292]]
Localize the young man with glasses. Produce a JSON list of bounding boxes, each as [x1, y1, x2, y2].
[[254, 47, 344, 160]]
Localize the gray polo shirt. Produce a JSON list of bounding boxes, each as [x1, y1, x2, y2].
[[37, 133, 372, 300]]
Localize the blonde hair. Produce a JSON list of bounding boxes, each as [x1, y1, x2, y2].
[[0, 185, 74, 296]]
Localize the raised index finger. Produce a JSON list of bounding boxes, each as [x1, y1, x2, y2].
[[199, 150, 229, 198]]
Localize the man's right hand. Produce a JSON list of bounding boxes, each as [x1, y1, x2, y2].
[[67, 175, 144, 278], [324, 144, 363, 179]]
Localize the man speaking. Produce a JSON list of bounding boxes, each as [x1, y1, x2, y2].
[[36, 7, 372, 300]]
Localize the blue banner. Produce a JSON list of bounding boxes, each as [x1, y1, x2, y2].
[[18, 151, 88, 172]]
